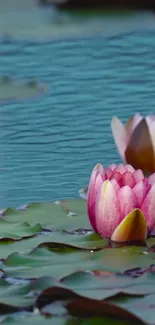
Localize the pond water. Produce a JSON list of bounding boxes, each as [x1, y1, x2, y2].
[[0, 9, 155, 208]]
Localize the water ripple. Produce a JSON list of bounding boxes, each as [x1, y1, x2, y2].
[[0, 29, 155, 207]]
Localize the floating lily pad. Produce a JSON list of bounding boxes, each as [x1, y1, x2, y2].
[[3, 247, 92, 279], [0, 77, 46, 102], [0, 232, 107, 259], [0, 314, 133, 325], [2, 245, 155, 280], [0, 278, 33, 308], [109, 293, 155, 325], [36, 285, 145, 323], [1, 198, 155, 323], [0, 276, 60, 312], [0, 219, 41, 240], [2, 200, 90, 231], [0, 1, 154, 41], [0, 315, 76, 325]]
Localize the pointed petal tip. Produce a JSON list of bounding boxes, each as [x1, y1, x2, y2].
[[92, 163, 104, 175], [111, 208, 147, 243], [111, 116, 120, 123], [111, 117, 128, 160], [94, 163, 102, 170]]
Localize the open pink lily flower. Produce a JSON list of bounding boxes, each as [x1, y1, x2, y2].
[[87, 163, 155, 242], [111, 114, 155, 173]]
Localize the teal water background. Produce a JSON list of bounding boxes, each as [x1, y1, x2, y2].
[[1, 10, 155, 208]]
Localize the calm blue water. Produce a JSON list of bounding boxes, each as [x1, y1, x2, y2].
[[0, 30, 155, 208]]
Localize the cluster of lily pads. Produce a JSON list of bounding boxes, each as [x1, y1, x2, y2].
[[0, 197, 155, 324], [0, 114, 155, 324]]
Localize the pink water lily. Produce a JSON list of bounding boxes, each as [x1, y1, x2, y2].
[[87, 163, 155, 242], [111, 114, 155, 173]]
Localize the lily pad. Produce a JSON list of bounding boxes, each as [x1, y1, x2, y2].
[[0, 278, 33, 307], [0, 277, 59, 312], [2, 245, 155, 281], [2, 200, 90, 231], [0, 219, 41, 240], [109, 293, 155, 325], [0, 77, 46, 102], [0, 232, 107, 259], [0, 315, 81, 325], [3, 247, 92, 279], [0, 2, 154, 41], [0, 315, 134, 325], [1, 198, 155, 323], [36, 286, 145, 323]]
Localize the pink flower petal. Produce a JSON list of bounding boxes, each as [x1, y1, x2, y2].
[[105, 168, 113, 180], [133, 181, 149, 208], [124, 164, 135, 173], [133, 169, 144, 182], [148, 173, 155, 185], [147, 120, 155, 156], [149, 115, 155, 122], [114, 164, 128, 175], [87, 164, 104, 232], [119, 171, 136, 188], [146, 116, 155, 129], [125, 118, 155, 173], [95, 180, 120, 238], [141, 183, 155, 233], [111, 117, 129, 160], [105, 164, 117, 179], [110, 179, 120, 193], [129, 113, 143, 134], [108, 164, 117, 171], [109, 171, 122, 182], [117, 186, 136, 221]]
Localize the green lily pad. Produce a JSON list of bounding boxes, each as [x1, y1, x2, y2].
[[0, 77, 46, 102], [0, 2, 151, 42], [0, 276, 62, 309], [3, 247, 92, 279], [1, 198, 155, 323], [0, 219, 41, 240], [92, 247, 154, 272], [0, 278, 33, 307], [2, 200, 90, 231], [146, 237, 155, 248], [2, 245, 155, 282], [36, 286, 144, 324], [0, 277, 60, 314], [109, 293, 155, 325], [0, 315, 133, 325], [3, 315, 82, 325], [63, 269, 155, 298], [0, 315, 68, 325], [0, 231, 107, 259]]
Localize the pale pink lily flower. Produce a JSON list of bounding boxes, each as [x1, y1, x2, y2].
[[87, 163, 155, 242], [111, 114, 155, 173]]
